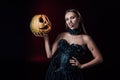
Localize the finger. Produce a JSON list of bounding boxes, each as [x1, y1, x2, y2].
[[71, 63, 77, 66], [69, 59, 76, 63], [43, 33, 47, 36], [70, 61, 79, 67], [39, 32, 46, 37], [71, 57, 77, 62], [72, 57, 77, 60], [34, 32, 39, 37], [38, 32, 43, 37], [69, 59, 75, 62]]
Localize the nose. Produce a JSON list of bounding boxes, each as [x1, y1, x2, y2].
[[68, 19, 72, 23]]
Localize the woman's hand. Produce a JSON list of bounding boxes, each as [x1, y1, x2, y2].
[[69, 57, 82, 68], [33, 32, 48, 39]]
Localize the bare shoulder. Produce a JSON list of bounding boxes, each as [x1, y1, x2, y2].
[[82, 34, 93, 43], [58, 32, 67, 37], [56, 32, 68, 40], [82, 34, 92, 40], [59, 32, 68, 35]]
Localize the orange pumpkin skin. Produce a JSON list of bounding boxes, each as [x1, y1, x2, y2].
[[30, 14, 52, 37]]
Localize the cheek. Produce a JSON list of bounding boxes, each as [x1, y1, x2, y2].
[[73, 19, 79, 25], [66, 21, 68, 24], [65, 21, 69, 25]]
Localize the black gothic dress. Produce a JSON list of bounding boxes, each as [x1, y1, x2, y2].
[[45, 39, 85, 80]]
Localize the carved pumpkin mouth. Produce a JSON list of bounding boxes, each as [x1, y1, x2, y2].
[[39, 25, 49, 29]]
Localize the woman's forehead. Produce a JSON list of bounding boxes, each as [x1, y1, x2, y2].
[[65, 12, 76, 18]]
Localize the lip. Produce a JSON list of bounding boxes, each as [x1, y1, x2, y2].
[[69, 26, 75, 29], [69, 23, 73, 26]]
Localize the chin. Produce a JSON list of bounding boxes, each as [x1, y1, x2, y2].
[[69, 26, 74, 29], [70, 28, 74, 30], [70, 27, 77, 30]]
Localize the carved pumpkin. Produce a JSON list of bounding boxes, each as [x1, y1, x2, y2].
[[30, 14, 52, 37]]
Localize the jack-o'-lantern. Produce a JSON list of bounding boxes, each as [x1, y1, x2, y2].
[[30, 14, 52, 37]]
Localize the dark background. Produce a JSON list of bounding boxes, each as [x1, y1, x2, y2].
[[0, 0, 120, 80]]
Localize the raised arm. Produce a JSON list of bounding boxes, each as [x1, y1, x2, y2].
[[43, 33, 63, 58]]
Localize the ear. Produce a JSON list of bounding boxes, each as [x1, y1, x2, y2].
[[77, 17, 81, 22]]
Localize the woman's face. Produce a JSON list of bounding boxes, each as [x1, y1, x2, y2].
[[65, 12, 80, 30]]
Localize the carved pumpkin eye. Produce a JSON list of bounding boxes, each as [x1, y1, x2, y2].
[[44, 17, 49, 23], [39, 17, 43, 22]]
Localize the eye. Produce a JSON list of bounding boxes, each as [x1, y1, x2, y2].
[[70, 16, 75, 19]]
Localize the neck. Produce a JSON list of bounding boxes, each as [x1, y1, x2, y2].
[[67, 27, 84, 35]]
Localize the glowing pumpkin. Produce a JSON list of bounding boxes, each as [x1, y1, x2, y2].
[[30, 14, 52, 37]]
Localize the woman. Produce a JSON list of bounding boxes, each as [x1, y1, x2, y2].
[[41, 9, 103, 80]]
